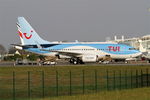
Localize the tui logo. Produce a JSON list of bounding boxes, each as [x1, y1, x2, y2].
[[23, 33, 32, 39], [108, 46, 120, 52], [18, 30, 33, 39]]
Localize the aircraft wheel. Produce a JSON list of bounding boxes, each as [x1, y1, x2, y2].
[[73, 60, 78, 64], [69, 59, 74, 63]]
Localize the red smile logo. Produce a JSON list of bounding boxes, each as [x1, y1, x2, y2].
[[23, 33, 32, 39], [18, 30, 33, 39]]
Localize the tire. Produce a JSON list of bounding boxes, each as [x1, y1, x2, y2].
[[69, 59, 74, 63], [73, 60, 78, 64]]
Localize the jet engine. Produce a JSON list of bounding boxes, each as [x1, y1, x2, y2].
[[81, 55, 98, 62]]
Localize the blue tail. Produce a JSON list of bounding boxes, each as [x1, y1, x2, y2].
[[17, 17, 50, 45]]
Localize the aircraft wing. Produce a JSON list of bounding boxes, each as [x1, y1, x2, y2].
[[11, 44, 36, 49], [41, 49, 82, 57], [11, 44, 23, 47]]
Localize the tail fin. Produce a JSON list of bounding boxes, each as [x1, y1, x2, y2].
[[17, 17, 50, 45]]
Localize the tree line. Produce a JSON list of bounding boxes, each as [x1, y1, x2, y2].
[[0, 44, 41, 61]]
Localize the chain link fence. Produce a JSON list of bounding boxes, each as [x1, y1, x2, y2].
[[0, 68, 150, 100]]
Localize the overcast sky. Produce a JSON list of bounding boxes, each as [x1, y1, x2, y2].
[[0, 0, 150, 49]]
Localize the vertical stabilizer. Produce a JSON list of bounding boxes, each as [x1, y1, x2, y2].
[[17, 17, 50, 45]]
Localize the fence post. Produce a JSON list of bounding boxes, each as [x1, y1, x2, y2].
[[113, 70, 116, 90], [146, 69, 149, 87], [141, 70, 143, 87], [136, 70, 138, 88], [119, 70, 121, 90], [106, 70, 109, 91], [42, 71, 45, 98], [13, 71, 15, 100], [95, 70, 97, 92], [28, 71, 31, 99], [56, 71, 58, 96], [131, 70, 133, 89], [69, 70, 72, 96], [82, 70, 85, 94], [125, 70, 127, 89]]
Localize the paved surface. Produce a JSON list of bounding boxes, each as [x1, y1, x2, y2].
[[0, 61, 150, 67]]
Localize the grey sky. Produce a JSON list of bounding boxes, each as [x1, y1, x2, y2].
[[0, 0, 150, 49]]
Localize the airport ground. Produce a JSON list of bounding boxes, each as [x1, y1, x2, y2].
[[0, 60, 150, 66], [18, 87, 150, 100]]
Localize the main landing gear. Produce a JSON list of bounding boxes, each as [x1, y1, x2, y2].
[[69, 58, 84, 64]]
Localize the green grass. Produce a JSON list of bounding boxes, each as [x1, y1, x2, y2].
[[0, 64, 150, 72], [19, 87, 150, 100], [0, 65, 150, 100]]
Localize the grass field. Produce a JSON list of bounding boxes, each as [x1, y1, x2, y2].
[[0, 64, 150, 71], [0, 64, 150, 73], [23, 87, 150, 100], [0, 65, 150, 100]]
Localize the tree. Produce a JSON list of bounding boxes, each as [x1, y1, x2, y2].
[[3, 46, 22, 61], [0, 44, 6, 61], [8, 47, 16, 54], [0, 44, 6, 54]]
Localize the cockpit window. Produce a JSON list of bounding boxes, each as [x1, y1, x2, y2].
[[129, 48, 136, 50]]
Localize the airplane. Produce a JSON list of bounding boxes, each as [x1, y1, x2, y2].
[[14, 17, 142, 64]]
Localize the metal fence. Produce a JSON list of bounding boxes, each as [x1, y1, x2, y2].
[[0, 69, 150, 100]]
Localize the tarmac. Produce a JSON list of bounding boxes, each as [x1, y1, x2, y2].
[[0, 61, 150, 67]]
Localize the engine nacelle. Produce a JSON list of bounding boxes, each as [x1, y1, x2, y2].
[[82, 55, 97, 62]]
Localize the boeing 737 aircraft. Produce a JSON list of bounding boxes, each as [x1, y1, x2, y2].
[[14, 17, 142, 64]]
